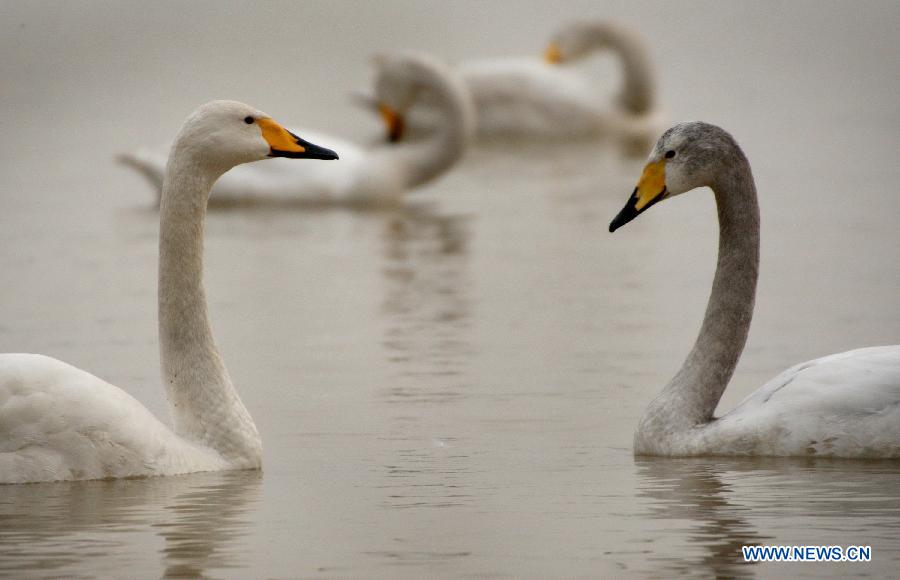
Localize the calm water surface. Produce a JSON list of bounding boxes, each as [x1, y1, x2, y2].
[[1, 1, 899, 578]]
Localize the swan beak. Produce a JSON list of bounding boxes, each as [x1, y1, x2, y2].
[[544, 42, 563, 64], [609, 160, 667, 232], [379, 103, 405, 143], [258, 118, 339, 160]]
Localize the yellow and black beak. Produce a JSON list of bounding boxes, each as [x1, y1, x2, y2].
[[379, 103, 405, 143], [544, 42, 563, 64], [258, 118, 338, 160], [609, 160, 667, 232]]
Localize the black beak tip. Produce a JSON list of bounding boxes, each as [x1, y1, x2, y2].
[[296, 137, 339, 160], [609, 187, 665, 233], [310, 147, 340, 161], [608, 215, 630, 233], [609, 198, 639, 233]]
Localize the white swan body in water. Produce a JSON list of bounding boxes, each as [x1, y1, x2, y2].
[[610, 122, 900, 458], [458, 20, 663, 141], [0, 101, 338, 484], [121, 52, 475, 207]]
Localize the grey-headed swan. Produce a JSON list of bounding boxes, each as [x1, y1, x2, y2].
[[610, 122, 900, 458]]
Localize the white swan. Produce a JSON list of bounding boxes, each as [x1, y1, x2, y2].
[[0, 100, 338, 484], [610, 121, 900, 458], [457, 20, 662, 141], [121, 52, 475, 207]]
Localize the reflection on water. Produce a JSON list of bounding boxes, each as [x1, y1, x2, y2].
[[380, 203, 472, 393], [636, 459, 771, 579], [0, 471, 261, 579], [377, 204, 477, 514], [636, 458, 900, 578], [155, 471, 261, 578]]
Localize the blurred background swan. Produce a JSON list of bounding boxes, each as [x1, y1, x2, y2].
[[458, 20, 662, 145], [121, 51, 476, 208]]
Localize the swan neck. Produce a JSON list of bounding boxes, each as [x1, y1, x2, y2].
[[397, 80, 473, 189], [158, 150, 261, 465], [649, 155, 759, 430], [583, 24, 656, 114]]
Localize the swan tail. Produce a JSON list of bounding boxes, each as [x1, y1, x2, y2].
[[117, 149, 167, 202]]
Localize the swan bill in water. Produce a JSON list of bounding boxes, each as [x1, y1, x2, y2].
[[609, 159, 668, 232], [258, 118, 339, 160]]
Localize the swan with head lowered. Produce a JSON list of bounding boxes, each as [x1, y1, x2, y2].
[[610, 122, 900, 458], [121, 52, 475, 207], [457, 20, 662, 142], [0, 100, 338, 484]]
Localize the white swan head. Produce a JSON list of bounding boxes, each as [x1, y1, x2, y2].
[[171, 100, 338, 168], [364, 51, 476, 144], [545, 20, 622, 64], [609, 122, 742, 232]]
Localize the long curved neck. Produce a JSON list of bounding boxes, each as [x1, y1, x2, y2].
[[580, 23, 656, 114], [647, 155, 759, 429], [158, 148, 261, 465], [391, 83, 473, 190]]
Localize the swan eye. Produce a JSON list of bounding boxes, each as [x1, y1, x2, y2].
[[244, 116, 254, 124], [665, 150, 676, 159]]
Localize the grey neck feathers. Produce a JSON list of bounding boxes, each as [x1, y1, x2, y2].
[[645, 153, 759, 430], [391, 67, 475, 189], [582, 23, 656, 114], [158, 146, 261, 463]]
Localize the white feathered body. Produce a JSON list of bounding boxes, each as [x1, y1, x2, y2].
[[0, 354, 227, 484], [459, 59, 661, 141], [461, 59, 599, 138], [636, 346, 900, 458]]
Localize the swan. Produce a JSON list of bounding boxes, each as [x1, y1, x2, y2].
[[120, 52, 475, 207], [0, 100, 338, 484], [457, 20, 662, 141], [609, 121, 900, 458]]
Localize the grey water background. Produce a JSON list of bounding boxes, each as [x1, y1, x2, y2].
[[1, 0, 899, 577]]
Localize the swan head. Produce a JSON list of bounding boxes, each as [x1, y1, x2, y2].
[[364, 51, 475, 144], [609, 122, 741, 232], [545, 21, 618, 64], [173, 100, 338, 169]]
